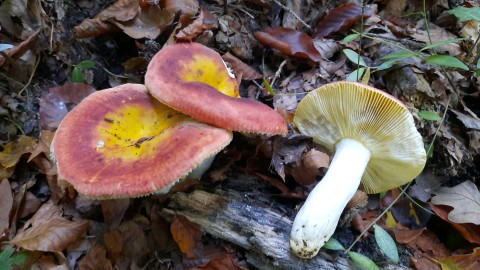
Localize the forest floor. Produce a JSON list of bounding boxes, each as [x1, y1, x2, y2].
[[1, 0, 480, 269]]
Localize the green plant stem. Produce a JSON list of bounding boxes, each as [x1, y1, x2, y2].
[[345, 182, 411, 253], [357, 1, 365, 81]]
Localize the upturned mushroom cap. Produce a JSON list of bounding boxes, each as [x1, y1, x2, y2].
[[144, 42, 288, 136], [51, 84, 233, 198], [294, 81, 426, 193]]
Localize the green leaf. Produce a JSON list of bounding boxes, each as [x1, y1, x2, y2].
[[346, 68, 365, 82], [361, 68, 371, 84], [423, 55, 469, 70], [348, 251, 380, 270], [376, 60, 397, 71], [420, 38, 465, 52], [476, 58, 480, 69], [323, 238, 345, 251], [75, 60, 96, 69], [475, 69, 480, 77], [262, 78, 275, 96], [448, 6, 480, 22], [71, 67, 85, 83], [418, 110, 441, 121], [343, 49, 367, 67], [374, 224, 399, 263], [0, 247, 27, 270], [380, 51, 418, 60], [343, 33, 360, 44]]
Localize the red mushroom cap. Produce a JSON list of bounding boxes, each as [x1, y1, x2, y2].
[[144, 42, 288, 136], [51, 84, 232, 198]]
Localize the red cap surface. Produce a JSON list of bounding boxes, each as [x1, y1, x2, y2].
[[145, 42, 288, 136], [52, 84, 233, 198]]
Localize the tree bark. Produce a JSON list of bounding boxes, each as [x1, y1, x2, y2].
[[161, 173, 410, 270]]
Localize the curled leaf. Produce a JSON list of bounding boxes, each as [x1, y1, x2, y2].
[[254, 27, 322, 62], [312, 3, 374, 39]]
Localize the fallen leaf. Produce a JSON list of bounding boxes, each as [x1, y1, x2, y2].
[[222, 52, 262, 80], [73, 0, 139, 39], [39, 83, 96, 130], [171, 215, 203, 259], [163, 0, 199, 17], [0, 30, 40, 67], [254, 27, 322, 62], [78, 243, 113, 270], [312, 3, 374, 39], [0, 135, 37, 168], [451, 109, 480, 130], [270, 134, 313, 181], [175, 8, 217, 42], [0, 179, 13, 233], [198, 252, 247, 270], [392, 227, 425, 244], [11, 219, 89, 252], [101, 199, 130, 228], [291, 148, 329, 185], [391, 196, 432, 229], [437, 247, 480, 270], [430, 203, 480, 245], [431, 180, 480, 225], [103, 229, 123, 261], [410, 21, 463, 56], [114, 6, 175, 39]]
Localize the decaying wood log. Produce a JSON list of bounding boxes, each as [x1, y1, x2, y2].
[[161, 174, 411, 270]]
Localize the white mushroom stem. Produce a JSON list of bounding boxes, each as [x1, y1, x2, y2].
[[290, 138, 371, 258]]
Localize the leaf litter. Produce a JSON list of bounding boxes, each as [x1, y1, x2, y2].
[[1, 0, 480, 269]]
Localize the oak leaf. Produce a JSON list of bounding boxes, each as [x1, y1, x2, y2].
[[431, 180, 480, 225]]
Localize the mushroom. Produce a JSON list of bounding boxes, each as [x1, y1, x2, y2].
[[290, 81, 426, 258], [51, 84, 232, 198], [144, 42, 288, 136]]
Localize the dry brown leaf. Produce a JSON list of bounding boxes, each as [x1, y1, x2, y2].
[[222, 52, 262, 80], [114, 6, 175, 39], [163, 0, 199, 17], [78, 243, 113, 270], [73, 0, 139, 39], [171, 215, 203, 259], [430, 203, 480, 245], [175, 8, 218, 42], [392, 227, 425, 244], [11, 219, 89, 252], [39, 83, 96, 130], [0, 135, 37, 168], [291, 148, 329, 186], [198, 252, 248, 270], [23, 201, 62, 228], [0, 29, 40, 67], [254, 27, 322, 62], [312, 3, 374, 39], [101, 199, 130, 228], [410, 21, 463, 56], [17, 191, 43, 219], [103, 229, 123, 260], [0, 179, 13, 232], [431, 180, 480, 225], [437, 247, 480, 269], [451, 109, 480, 130]]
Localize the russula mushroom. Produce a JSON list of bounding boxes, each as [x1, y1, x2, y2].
[[144, 42, 288, 136], [51, 84, 232, 198], [290, 81, 426, 258]]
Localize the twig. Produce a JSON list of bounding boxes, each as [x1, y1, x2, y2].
[[271, 0, 311, 29], [19, 54, 41, 97], [270, 59, 287, 87]]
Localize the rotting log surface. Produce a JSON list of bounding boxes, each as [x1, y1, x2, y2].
[[162, 174, 410, 270], [162, 174, 348, 269]]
